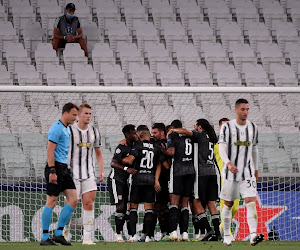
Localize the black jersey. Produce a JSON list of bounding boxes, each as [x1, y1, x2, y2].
[[130, 140, 164, 186], [167, 133, 195, 176], [192, 130, 217, 176], [154, 139, 171, 182], [109, 144, 132, 184]]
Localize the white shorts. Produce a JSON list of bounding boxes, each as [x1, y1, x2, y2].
[[74, 178, 97, 200], [220, 177, 257, 201]]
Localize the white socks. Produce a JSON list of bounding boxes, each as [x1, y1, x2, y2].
[[222, 205, 233, 237], [246, 202, 258, 240], [83, 210, 94, 241]]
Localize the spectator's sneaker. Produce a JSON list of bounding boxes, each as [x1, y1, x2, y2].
[[181, 232, 189, 242], [115, 233, 125, 242], [128, 234, 139, 242], [138, 234, 146, 242], [250, 234, 264, 246], [201, 231, 215, 241], [82, 239, 96, 245], [170, 231, 178, 241], [40, 238, 58, 246], [52, 235, 72, 245], [223, 235, 233, 246]]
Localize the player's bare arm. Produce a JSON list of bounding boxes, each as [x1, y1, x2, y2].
[[168, 128, 193, 137], [155, 162, 161, 192], [95, 147, 104, 182], [162, 161, 170, 169], [47, 141, 58, 184], [161, 144, 175, 157]]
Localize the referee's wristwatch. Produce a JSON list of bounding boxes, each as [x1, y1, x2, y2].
[[123, 167, 128, 172]]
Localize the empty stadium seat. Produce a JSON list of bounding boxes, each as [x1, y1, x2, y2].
[[10, 0, 35, 30], [185, 63, 213, 87], [200, 42, 229, 71], [149, 0, 176, 29], [95, 2, 120, 30], [4, 43, 31, 72], [231, 0, 259, 29], [144, 41, 172, 72], [259, 0, 286, 29], [128, 63, 155, 86], [23, 21, 44, 55], [116, 42, 144, 72], [0, 65, 13, 85], [14, 64, 42, 85], [72, 64, 99, 85], [241, 63, 269, 87], [187, 20, 215, 50], [217, 21, 244, 51], [176, 0, 202, 29], [35, 43, 59, 73], [133, 21, 159, 51], [156, 63, 184, 86], [213, 63, 241, 87], [122, 4, 148, 30], [63, 43, 88, 72], [269, 64, 298, 86], [92, 43, 115, 72], [231, 43, 256, 72], [257, 43, 285, 73], [284, 43, 300, 74], [82, 22, 103, 54], [173, 42, 200, 71], [99, 63, 127, 85], [0, 21, 19, 51], [0, 2, 8, 21], [104, 20, 131, 50], [43, 64, 71, 85]]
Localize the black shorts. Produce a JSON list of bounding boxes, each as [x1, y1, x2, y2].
[[129, 185, 155, 204], [108, 178, 129, 205], [195, 175, 218, 201], [155, 180, 169, 204], [169, 174, 195, 197], [45, 162, 76, 196]]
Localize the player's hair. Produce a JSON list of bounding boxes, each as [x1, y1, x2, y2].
[[219, 117, 230, 126], [62, 102, 79, 114], [79, 103, 92, 111], [152, 123, 166, 135], [196, 119, 218, 143], [235, 98, 248, 108], [137, 125, 150, 137], [171, 119, 182, 128], [122, 124, 136, 136]]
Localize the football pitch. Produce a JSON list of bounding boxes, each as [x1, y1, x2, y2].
[[0, 241, 298, 250]]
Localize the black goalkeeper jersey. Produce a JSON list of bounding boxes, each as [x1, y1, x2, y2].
[[109, 144, 132, 184], [192, 130, 217, 176], [167, 132, 195, 176], [130, 140, 164, 186]]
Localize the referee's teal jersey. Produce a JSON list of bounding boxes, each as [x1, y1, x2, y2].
[[48, 120, 70, 164]]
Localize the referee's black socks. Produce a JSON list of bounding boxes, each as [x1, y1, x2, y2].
[[169, 205, 179, 232]]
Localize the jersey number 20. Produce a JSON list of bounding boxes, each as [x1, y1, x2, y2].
[[140, 150, 154, 169]]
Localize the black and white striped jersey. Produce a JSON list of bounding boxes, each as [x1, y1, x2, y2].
[[67, 123, 101, 180], [219, 119, 258, 181]]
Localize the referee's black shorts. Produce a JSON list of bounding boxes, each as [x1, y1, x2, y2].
[[45, 162, 76, 196], [196, 175, 219, 201]]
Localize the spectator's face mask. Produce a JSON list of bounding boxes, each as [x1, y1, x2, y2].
[[66, 13, 74, 19]]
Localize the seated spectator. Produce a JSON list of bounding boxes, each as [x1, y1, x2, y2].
[[52, 3, 88, 56]]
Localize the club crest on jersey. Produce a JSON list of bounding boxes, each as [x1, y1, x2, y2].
[[115, 148, 121, 154], [234, 140, 251, 147]]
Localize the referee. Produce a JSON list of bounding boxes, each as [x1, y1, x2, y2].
[[40, 103, 79, 246]]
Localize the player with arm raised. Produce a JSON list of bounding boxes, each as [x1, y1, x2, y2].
[[219, 99, 263, 246], [66, 104, 104, 245], [122, 125, 168, 243], [40, 103, 79, 246], [167, 119, 221, 241], [162, 119, 195, 242], [108, 124, 138, 242]]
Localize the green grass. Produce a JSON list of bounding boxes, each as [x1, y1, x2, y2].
[[0, 241, 299, 250]]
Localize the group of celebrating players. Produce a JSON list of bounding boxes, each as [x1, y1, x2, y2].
[[108, 98, 264, 246], [40, 98, 264, 247]]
